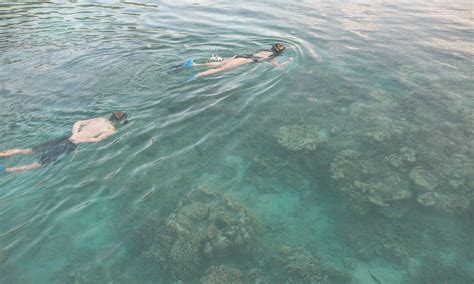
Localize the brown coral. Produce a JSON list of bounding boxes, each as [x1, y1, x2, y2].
[[280, 247, 321, 283], [200, 265, 242, 284], [275, 125, 323, 151], [166, 188, 260, 258], [166, 238, 201, 280], [330, 149, 412, 213]]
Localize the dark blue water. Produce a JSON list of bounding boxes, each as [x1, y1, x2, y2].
[[1, 0, 473, 283]]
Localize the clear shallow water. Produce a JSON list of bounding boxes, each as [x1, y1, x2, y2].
[[0, 0, 473, 283]]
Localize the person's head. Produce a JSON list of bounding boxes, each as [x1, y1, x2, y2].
[[109, 111, 128, 125], [271, 43, 286, 54]]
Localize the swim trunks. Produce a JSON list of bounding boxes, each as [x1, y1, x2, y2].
[[235, 49, 279, 63], [235, 54, 262, 63], [32, 136, 77, 165]]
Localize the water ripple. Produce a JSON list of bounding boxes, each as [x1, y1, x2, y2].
[[0, 0, 473, 282]]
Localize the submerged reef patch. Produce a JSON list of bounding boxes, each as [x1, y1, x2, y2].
[[330, 149, 412, 214], [143, 188, 261, 281], [275, 125, 324, 151], [166, 187, 260, 259], [201, 265, 243, 284], [167, 238, 201, 280], [279, 246, 322, 283], [329, 143, 474, 215], [409, 167, 438, 192]]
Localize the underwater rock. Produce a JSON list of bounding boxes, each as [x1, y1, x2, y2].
[[279, 246, 321, 283], [409, 167, 438, 192], [200, 265, 242, 284], [167, 238, 201, 281], [166, 188, 259, 259], [274, 124, 323, 151]]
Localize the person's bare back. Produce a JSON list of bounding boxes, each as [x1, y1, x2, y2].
[[69, 117, 116, 144], [1, 112, 128, 173]]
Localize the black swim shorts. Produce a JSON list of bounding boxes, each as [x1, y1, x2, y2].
[[32, 136, 77, 165]]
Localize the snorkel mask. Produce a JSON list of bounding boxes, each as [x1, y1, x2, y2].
[[271, 43, 286, 54], [109, 111, 129, 125]]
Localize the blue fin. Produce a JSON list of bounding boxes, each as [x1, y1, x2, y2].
[[186, 74, 197, 82], [165, 59, 194, 73]]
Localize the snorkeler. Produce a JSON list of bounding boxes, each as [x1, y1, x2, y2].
[[173, 43, 293, 79], [0, 112, 128, 173]]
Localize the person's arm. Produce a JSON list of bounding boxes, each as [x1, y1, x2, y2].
[[271, 57, 293, 67], [6, 162, 41, 173], [71, 120, 89, 136]]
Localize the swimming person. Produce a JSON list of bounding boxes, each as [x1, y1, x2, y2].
[[177, 43, 293, 79], [0, 112, 128, 173]]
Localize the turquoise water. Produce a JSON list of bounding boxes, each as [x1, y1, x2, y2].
[[1, 0, 473, 283]]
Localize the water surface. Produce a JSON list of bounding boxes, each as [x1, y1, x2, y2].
[[1, 0, 473, 283]]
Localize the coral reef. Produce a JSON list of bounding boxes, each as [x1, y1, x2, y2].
[[409, 167, 438, 192], [143, 222, 183, 279], [279, 246, 321, 283], [329, 143, 474, 215], [340, 220, 411, 264], [145, 230, 201, 281], [407, 150, 474, 214], [65, 266, 108, 284], [416, 192, 470, 214], [142, 188, 261, 281], [330, 149, 412, 213], [200, 265, 242, 284], [131, 216, 165, 251], [166, 238, 201, 280], [408, 256, 474, 283], [386, 146, 417, 169], [166, 188, 260, 258], [321, 266, 353, 283], [274, 125, 324, 151]]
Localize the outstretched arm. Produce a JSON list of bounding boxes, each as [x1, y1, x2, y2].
[[271, 57, 293, 67], [6, 162, 41, 173], [71, 120, 89, 136]]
